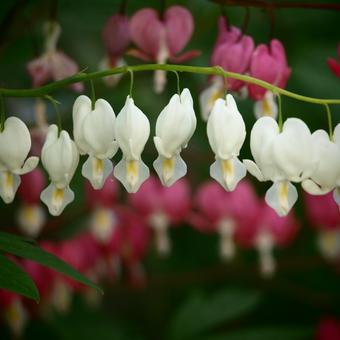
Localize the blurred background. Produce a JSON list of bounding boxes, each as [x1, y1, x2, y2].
[[0, 0, 340, 339]]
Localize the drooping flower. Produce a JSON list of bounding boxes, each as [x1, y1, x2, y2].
[[129, 6, 199, 93], [129, 176, 191, 255], [100, 14, 130, 86], [207, 94, 247, 191], [327, 43, 340, 79], [302, 124, 340, 206], [40, 125, 79, 216], [236, 202, 299, 277], [27, 21, 83, 92], [305, 192, 340, 260], [244, 117, 315, 216], [85, 178, 118, 243], [211, 17, 254, 93], [0, 117, 39, 203], [73, 95, 118, 189], [17, 168, 46, 237], [153, 88, 196, 186], [248, 39, 291, 100], [114, 96, 150, 193], [254, 91, 278, 120], [190, 180, 258, 260]]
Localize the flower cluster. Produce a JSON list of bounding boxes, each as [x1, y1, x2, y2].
[[200, 17, 290, 121]]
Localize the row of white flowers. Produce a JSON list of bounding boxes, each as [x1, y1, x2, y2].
[[0, 89, 339, 217]]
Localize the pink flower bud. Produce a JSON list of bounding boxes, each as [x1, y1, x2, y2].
[[17, 168, 45, 205], [102, 14, 130, 66], [248, 39, 291, 100], [211, 17, 254, 92]]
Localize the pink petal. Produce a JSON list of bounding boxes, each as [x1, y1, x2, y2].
[[169, 49, 201, 63], [215, 16, 241, 47], [102, 14, 130, 57], [27, 55, 53, 87], [164, 5, 194, 56], [85, 177, 118, 209], [130, 8, 163, 60], [126, 48, 152, 62]]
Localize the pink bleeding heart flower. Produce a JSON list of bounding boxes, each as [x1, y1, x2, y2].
[[211, 17, 254, 92], [248, 39, 291, 100], [85, 178, 119, 244], [27, 21, 83, 92], [102, 14, 130, 66], [327, 43, 340, 79], [190, 180, 258, 260], [236, 202, 299, 277], [129, 6, 200, 93], [16, 168, 46, 237], [129, 176, 191, 255], [304, 192, 340, 260], [109, 210, 150, 287], [316, 318, 340, 340]]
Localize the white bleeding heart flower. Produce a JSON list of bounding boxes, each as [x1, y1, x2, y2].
[[40, 125, 79, 216], [114, 96, 150, 193], [207, 94, 247, 191], [153, 88, 196, 187], [199, 77, 224, 121], [254, 91, 278, 120], [73, 95, 118, 189], [0, 117, 39, 203], [244, 117, 315, 216], [302, 124, 340, 206]]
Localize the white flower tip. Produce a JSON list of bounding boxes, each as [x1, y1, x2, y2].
[[153, 154, 187, 187], [114, 158, 149, 193], [0, 172, 21, 204], [16, 156, 39, 175], [265, 181, 298, 217], [40, 183, 74, 216], [210, 158, 246, 191], [154, 70, 167, 94], [91, 209, 116, 244], [82, 157, 113, 190], [17, 205, 45, 237], [317, 230, 340, 260]]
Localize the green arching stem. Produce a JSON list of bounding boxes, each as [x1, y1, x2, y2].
[[324, 103, 333, 140], [45, 95, 62, 136], [128, 68, 134, 97], [89, 79, 96, 110], [0, 93, 5, 132], [276, 92, 283, 131], [0, 64, 340, 106], [172, 70, 181, 95]]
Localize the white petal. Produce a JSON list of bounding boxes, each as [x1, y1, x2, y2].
[[82, 156, 113, 190], [199, 79, 224, 121], [265, 180, 298, 216], [114, 158, 149, 193], [272, 118, 314, 181], [0, 171, 20, 203], [153, 154, 187, 187], [17, 205, 46, 237], [115, 96, 150, 160], [40, 183, 74, 216], [0, 117, 32, 171], [210, 157, 246, 191], [14, 156, 39, 175], [243, 159, 264, 181], [72, 95, 92, 154], [82, 98, 117, 158], [333, 123, 340, 148], [155, 88, 196, 158], [302, 179, 332, 195], [207, 95, 246, 160]]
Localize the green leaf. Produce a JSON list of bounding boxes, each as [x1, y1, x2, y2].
[[198, 326, 313, 340], [0, 253, 39, 302], [0, 232, 102, 294], [169, 289, 261, 340]]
